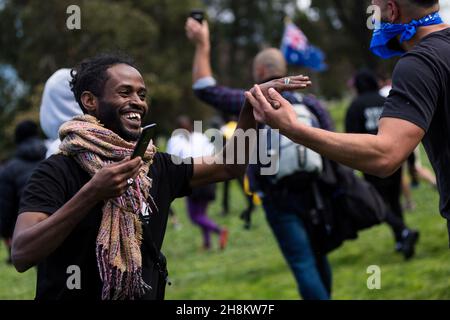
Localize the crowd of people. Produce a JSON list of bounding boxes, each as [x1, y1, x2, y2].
[[0, 0, 448, 301]]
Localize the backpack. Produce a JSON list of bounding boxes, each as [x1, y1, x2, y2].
[[304, 159, 388, 254], [266, 100, 323, 185]]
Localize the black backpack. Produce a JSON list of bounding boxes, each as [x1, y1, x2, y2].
[[303, 159, 387, 254]]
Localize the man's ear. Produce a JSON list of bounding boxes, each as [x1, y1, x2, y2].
[[80, 91, 98, 115], [387, 0, 401, 23]]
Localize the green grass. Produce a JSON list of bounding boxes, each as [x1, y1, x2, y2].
[[0, 244, 36, 299], [163, 180, 450, 300], [1, 101, 449, 300]]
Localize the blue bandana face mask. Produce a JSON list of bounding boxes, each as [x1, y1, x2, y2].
[[370, 12, 443, 59]]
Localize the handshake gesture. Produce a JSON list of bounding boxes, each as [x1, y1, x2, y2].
[[245, 75, 312, 131]]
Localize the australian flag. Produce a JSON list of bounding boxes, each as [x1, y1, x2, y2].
[[281, 22, 327, 72]]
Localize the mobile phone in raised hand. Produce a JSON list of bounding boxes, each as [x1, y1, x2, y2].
[[131, 123, 157, 159], [190, 9, 204, 24]]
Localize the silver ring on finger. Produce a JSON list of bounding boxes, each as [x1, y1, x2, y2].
[[284, 77, 291, 85], [127, 178, 134, 186]]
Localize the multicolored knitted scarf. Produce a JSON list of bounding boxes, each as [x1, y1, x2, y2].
[[59, 114, 157, 300]]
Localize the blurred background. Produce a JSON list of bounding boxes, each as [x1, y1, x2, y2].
[[1, 0, 449, 158], [0, 0, 450, 299]]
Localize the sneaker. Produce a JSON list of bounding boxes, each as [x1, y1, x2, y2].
[[240, 209, 252, 230], [219, 228, 229, 250], [401, 229, 420, 260]]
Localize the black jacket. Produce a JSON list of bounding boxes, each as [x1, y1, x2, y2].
[[0, 137, 47, 238]]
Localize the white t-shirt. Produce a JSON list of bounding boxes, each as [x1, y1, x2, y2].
[[167, 132, 214, 159]]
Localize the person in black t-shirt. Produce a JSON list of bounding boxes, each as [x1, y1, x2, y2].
[[346, 69, 419, 259], [245, 1, 450, 247], [10, 53, 310, 300]]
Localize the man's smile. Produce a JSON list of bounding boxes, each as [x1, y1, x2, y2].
[[120, 108, 144, 130]]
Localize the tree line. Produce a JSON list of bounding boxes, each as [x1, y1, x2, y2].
[[0, 0, 395, 159]]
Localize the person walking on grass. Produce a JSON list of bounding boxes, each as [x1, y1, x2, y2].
[[245, 0, 450, 249], [167, 115, 228, 250], [346, 69, 419, 259]]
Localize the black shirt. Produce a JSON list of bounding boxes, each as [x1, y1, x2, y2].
[[345, 92, 385, 136], [345, 92, 402, 188], [19, 152, 193, 300], [380, 28, 450, 240]]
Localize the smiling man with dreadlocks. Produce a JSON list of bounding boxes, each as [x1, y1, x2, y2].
[[10, 53, 310, 300]]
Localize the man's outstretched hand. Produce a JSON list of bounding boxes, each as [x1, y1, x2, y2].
[[245, 85, 300, 134], [249, 75, 312, 109]]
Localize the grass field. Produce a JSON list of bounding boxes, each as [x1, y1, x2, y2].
[[1, 100, 449, 300]]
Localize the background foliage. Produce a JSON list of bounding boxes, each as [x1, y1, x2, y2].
[[0, 0, 397, 159]]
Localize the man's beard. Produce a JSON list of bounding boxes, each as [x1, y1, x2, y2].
[[97, 100, 141, 142]]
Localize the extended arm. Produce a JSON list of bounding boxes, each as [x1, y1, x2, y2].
[[186, 17, 246, 115], [246, 86, 424, 177], [189, 99, 256, 187], [185, 17, 213, 84], [190, 77, 312, 187]]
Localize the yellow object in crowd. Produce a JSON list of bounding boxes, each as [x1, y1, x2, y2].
[[243, 175, 262, 206], [222, 120, 261, 206], [220, 121, 238, 140]]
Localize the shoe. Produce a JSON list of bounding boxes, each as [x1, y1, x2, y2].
[[219, 228, 229, 250], [240, 209, 252, 230], [401, 229, 420, 260]]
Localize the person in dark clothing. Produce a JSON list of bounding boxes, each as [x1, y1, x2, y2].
[[345, 70, 419, 259], [0, 120, 47, 263]]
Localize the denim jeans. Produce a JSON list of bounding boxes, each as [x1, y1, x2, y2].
[[263, 193, 332, 300]]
